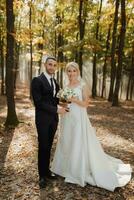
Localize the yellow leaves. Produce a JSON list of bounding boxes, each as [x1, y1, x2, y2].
[[128, 18, 134, 26], [55, 20, 77, 34], [32, 53, 42, 62], [15, 29, 31, 44], [33, 37, 44, 45], [127, 196, 134, 200], [53, 186, 59, 192], [25, 52, 42, 62], [57, 62, 66, 69], [55, 23, 63, 31], [0, 92, 134, 199], [13, 0, 24, 11], [14, 191, 24, 199]]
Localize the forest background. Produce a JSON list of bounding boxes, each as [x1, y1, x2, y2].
[[0, 0, 134, 199]]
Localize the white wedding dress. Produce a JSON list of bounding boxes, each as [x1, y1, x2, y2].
[[51, 83, 132, 191]]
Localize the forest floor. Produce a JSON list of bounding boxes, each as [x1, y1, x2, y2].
[[0, 85, 134, 200]]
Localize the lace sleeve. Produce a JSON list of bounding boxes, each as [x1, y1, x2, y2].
[[81, 81, 90, 101]]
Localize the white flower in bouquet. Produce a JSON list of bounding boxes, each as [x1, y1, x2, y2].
[[57, 88, 76, 103]]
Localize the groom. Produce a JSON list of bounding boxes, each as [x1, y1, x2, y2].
[[31, 56, 67, 189]]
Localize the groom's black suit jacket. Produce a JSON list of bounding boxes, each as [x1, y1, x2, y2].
[[31, 72, 59, 178], [31, 73, 59, 125]]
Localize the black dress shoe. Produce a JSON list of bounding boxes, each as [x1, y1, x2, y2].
[[39, 178, 47, 189], [45, 171, 57, 180]]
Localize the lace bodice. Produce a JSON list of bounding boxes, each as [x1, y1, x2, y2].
[[66, 82, 86, 101]]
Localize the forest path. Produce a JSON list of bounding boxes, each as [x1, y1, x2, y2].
[[0, 86, 133, 200]]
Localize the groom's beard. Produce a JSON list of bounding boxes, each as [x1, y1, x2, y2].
[[45, 67, 56, 75]]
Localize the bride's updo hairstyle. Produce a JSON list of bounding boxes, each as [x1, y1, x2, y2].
[[65, 62, 80, 77]]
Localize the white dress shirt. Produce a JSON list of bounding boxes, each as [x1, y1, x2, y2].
[[44, 72, 56, 96]]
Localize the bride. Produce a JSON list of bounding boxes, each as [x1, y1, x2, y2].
[[51, 62, 132, 192]]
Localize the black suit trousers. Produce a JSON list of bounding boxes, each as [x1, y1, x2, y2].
[[36, 119, 58, 179]]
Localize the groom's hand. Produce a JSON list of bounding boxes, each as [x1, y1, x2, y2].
[[59, 102, 68, 108], [57, 106, 68, 114]]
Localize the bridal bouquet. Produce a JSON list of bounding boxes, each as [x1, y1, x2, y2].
[[57, 88, 76, 103]]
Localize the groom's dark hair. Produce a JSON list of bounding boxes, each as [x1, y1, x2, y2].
[[45, 56, 56, 63]]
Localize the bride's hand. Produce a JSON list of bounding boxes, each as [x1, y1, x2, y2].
[[68, 97, 78, 103]]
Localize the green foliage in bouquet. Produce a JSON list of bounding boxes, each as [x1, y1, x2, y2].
[[57, 88, 76, 103]]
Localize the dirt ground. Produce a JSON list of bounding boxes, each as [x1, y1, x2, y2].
[[0, 86, 134, 200]]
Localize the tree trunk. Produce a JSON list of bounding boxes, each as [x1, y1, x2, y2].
[[29, 1, 33, 99], [38, 32, 44, 75], [74, 33, 78, 63], [108, 0, 119, 101], [5, 0, 19, 126], [54, 27, 57, 58], [14, 41, 20, 89], [126, 75, 131, 100], [92, 53, 97, 98], [120, 76, 123, 99], [112, 0, 126, 106], [130, 80, 134, 100], [0, 37, 5, 95], [58, 34, 64, 88], [57, 13, 64, 88], [126, 73, 131, 100], [92, 0, 102, 98], [130, 44, 134, 100], [101, 24, 111, 98], [54, 16, 59, 82], [78, 0, 87, 76], [126, 44, 134, 100]]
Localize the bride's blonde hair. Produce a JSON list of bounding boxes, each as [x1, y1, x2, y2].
[[65, 62, 80, 76]]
